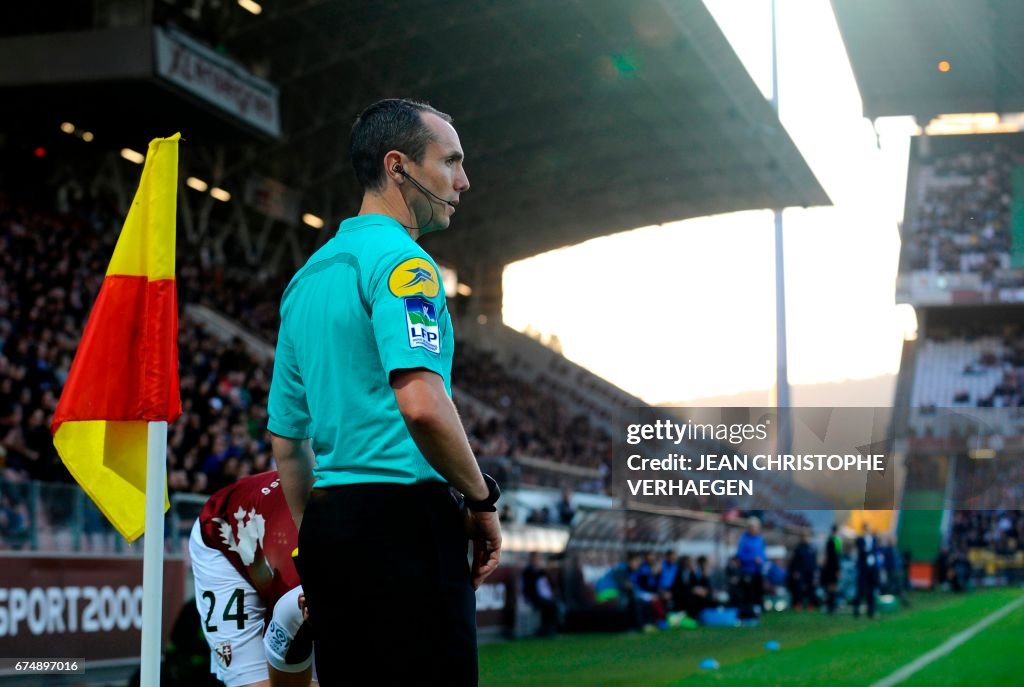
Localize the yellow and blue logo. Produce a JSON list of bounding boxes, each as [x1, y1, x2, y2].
[[388, 258, 440, 298]]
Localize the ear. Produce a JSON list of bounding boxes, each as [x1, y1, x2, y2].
[[384, 150, 404, 183]]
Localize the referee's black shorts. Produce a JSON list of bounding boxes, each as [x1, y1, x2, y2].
[[297, 481, 478, 686]]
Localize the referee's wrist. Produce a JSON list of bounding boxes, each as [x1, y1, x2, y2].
[[466, 478, 489, 503], [464, 473, 500, 512]]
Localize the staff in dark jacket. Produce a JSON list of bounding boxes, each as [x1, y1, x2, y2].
[[822, 525, 843, 614], [853, 523, 882, 618], [787, 531, 818, 609]]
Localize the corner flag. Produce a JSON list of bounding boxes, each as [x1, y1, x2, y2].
[[51, 133, 182, 541]]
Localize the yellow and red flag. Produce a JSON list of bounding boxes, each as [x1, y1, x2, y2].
[[51, 134, 182, 541]]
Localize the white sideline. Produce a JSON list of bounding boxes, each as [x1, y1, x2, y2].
[[869, 594, 1024, 687]]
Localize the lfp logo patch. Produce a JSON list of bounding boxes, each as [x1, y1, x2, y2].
[[389, 258, 440, 297], [405, 297, 440, 353]]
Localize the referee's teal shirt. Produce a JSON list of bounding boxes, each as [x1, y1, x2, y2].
[[267, 214, 453, 487]]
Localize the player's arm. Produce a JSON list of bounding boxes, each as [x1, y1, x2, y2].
[[270, 434, 315, 530], [392, 369, 501, 588]]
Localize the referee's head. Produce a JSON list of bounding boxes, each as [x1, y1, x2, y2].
[[350, 98, 452, 193], [350, 98, 469, 235]]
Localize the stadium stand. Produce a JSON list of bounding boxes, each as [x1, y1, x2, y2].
[[901, 144, 1022, 282], [953, 454, 1024, 511], [895, 132, 1024, 587], [950, 509, 1023, 554], [910, 335, 1020, 408], [895, 134, 1024, 308], [454, 342, 613, 492], [22, 1, 1024, 679]]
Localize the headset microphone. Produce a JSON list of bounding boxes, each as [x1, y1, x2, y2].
[[394, 165, 457, 208]]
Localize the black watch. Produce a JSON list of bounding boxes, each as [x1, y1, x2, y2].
[[464, 473, 501, 512]]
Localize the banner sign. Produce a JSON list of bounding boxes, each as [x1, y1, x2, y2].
[[0, 555, 185, 660], [244, 176, 301, 224], [154, 27, 281, 138]]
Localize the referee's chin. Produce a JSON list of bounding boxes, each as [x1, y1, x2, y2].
[[425, 216, 451, 234], [436, 200, 456, 229]]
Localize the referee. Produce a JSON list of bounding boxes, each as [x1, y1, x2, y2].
[[268, 99, 501, 686]]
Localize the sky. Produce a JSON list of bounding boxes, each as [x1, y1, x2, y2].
[[502, 0, 919, 405]]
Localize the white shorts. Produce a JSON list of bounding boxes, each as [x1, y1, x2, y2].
[[189, 521, 311, 686]]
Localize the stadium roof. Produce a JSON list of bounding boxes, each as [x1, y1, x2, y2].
[[217, 0, 830, 266], [0, 0, 829, 269], [831, 0, 1024, 121]]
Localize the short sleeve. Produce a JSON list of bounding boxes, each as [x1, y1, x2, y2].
[[369, 253, 446, 380], [267, 327, 313, 439]]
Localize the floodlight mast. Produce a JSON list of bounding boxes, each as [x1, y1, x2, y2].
[[770, 0, 792, 457]]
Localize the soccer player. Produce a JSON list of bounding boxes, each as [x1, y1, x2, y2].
[[189, 470, 313, 687]]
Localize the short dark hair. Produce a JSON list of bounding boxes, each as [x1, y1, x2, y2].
[[350, 98, 453, 193]]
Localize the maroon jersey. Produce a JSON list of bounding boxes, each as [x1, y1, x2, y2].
[[199, 470, 300, 608]]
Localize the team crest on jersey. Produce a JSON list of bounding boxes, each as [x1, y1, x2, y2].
[[405, 297, 440, 354], [389, 258, 440, 298], [213, 507, 266, 566], [214, 641, 232, 668]]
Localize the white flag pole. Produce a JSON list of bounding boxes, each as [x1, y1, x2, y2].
[[140, 420, 169, 687]]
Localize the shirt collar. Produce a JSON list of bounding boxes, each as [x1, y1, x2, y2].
[[337, 213, 410, 236]]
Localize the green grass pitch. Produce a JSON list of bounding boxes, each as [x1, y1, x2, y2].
[[479, 588, 1024, 687]]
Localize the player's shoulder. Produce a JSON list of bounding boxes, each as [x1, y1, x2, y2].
[[235, 471, 284, 505], [201, 471, 281, 515]]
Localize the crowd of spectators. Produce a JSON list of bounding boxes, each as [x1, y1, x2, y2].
[[453, 344, 613, 486], [950, 509, 1023, 556], [936, 508, 1018, 591], [901, 144, 1024, 284], [0, 193, 107, 486], [911, 325, 1024, 410], [166, 319, 273, 496], [935, 510, 1022, 591], [954, 454, 1024, 510], [954, 329, 1024, 408], [178, 257, 288, 345]]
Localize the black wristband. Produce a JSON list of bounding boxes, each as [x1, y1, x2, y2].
[[464, 473, 500, 512]]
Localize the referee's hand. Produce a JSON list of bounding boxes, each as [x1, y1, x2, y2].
[[464, 509, 502, 588]]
